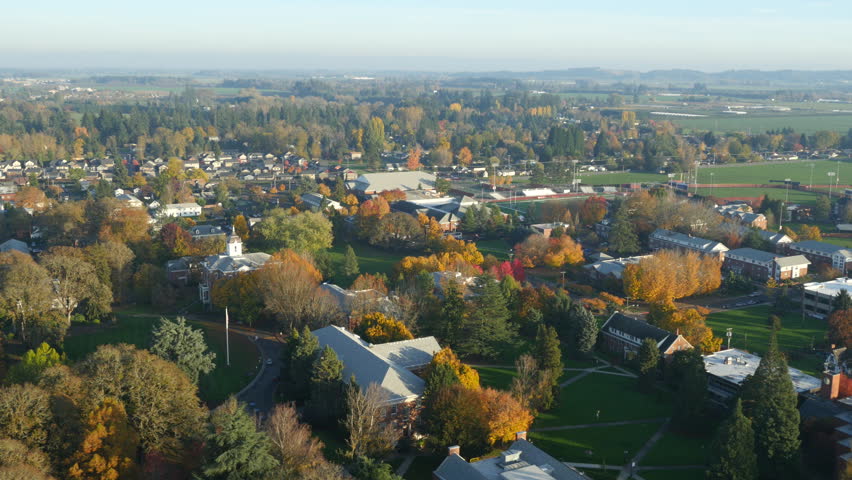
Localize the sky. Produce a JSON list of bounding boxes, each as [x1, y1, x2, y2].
[[3, 0, 852, 72]]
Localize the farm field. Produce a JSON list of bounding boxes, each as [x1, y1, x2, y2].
[[706, 305, 828, 376], [672, 113, 852, 134]]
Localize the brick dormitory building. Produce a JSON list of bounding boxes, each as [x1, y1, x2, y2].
[[723, 247, 810, 282], [649, 229, 729, 260]]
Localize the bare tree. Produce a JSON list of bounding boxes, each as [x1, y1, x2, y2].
[[510, 354, 539, 409], [342, 382, 399, 459], [265, 403, 325, 477]]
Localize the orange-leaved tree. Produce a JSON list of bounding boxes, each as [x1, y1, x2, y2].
[[623, 250, 721, 308], [426, 347, 480, 390], [68, 397, 139, 480]]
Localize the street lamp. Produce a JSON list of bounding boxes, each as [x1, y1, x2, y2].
[[784, 178, 791, 203], [726, 328, 732, 350], [560, 271, 567, 289], [710, 172, 715, 197]]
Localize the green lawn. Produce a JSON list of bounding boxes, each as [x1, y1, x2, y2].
[[403, 455, 445, 480], [312, 426, 348, 464], [673, 113, 852, 134], [641, 431, 710, 466], [706, 305, 828, 375], [63, 312, 260, 406], [530, 421, 663, 465], [578, 469, 621, 480], [476, 239, 512, 260], [326, 242, 408, 285], [475, 366, 516, 390], [822, 236, 852, 249], [692, 187, 821, 205], [535, 374, 673, 428], [582, 172, 668, 185], [639, 468, 707, 480]]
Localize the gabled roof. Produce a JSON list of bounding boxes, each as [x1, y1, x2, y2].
[[791, 240, 852, 257], [650, 229, 728, 254], [369, 336, 442, 369], [601, 312, 691, 353], [352, 172, 437, 193], [0, 238, 29, 255], [312, 325, 439, 404], [204, 252, 270, 273], [434, 439, 586, 480], [757, 230, 792, 244]]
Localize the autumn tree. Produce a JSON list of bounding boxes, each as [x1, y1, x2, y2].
[[68, 397, 139, 480], [457, 147, 473, 167], [510, 354, 555, 413], [233, 214, 250, 241], [76, 344, 207, 457], [0, 438, 52, 479], [651, 306, 721, 353], [829, 309, 852, 348], [407, 147, 422, 171], [211, 272, 263, 326], [160, 223, 193, 257], [257, 249, 341, 331], [40, 253, 111, 325], [265, 403, 327, 477], [343, 382, 399, 459], [15, 187, 48, 212], [798, 224, 822, 241], [370, 212, 426, 251], [150, 317, 216, 384], [0, 261, 53, 344], [424, 348, 480, 391], [0, 383, 54, 450], [579, 196, 607, 225], [514, 234, 583, 268], [623, 250, 721, 308], [354, 312, 413, 344], [203, 397, 279, 480], [84, 241, 135, 304]]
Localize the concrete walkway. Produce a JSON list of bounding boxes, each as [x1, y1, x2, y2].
[[533, 417, 668, 432], [395, 455, 416, 476], [616, 418, 671, 480]]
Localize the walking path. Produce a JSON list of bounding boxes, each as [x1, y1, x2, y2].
[[395, 455, 416, 476], [533, 417, 668, 432], [616, 418, 671, 480]]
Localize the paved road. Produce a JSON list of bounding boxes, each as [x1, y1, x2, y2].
[[236, 337, 283, 415]]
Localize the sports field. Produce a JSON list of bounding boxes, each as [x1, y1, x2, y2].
[[672, 113, 852, 135]]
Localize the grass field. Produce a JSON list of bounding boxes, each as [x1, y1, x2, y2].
[[706, 305, 828, 375], [326, 242, 408, 285], [476, 238, 512, 260], [535, 374, 673, 428], [693, 187, 821, 204], [639, 469, 706, 480], [641, 431, 710, 466], [530, 422, 663, 465], [64, 312, 260, 406], [475, 366, 516, 390], [586, 159, 851, 189]]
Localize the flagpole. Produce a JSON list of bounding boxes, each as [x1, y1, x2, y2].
[[225, 307, 230, 367]]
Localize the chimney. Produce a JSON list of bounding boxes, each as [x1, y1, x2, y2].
[[515, 431, 527, 441], [447, 445, 460, 457]]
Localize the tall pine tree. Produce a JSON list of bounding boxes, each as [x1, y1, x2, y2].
[[342, 245, 360, 280], [459, 275, 513, 359], [307, 346, 346, 426], [671, 348, 707, 431], [568, 304, 598, 357], [608, 207, 640, 256], [203, 397, 279, 479], [436, 279, 466, 347], [707, 399, 758, 480], [637, 338, 660, 391], [740, 332, 801, 479], [283, 326, 319, 402], [533, 325, 563, 376]]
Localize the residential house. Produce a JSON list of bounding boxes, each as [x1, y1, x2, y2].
[[649, 229, 729, 260], [159, 203, 202, 218], [166, 258, 192, 285], [703, 348, 821, 405], [198, 235, 271, 305], [351, 171, 437, 195], [433, 432, 587, 480], [301, 193, 342, 212], [312, 325, 441, 430], [600, 312, 693, 361], [0, 238, 30, 256], [189, 225, 227, 242], [723, 247, 810, 281], [757, 230, 794, 253], [789, 240, 852, 274]]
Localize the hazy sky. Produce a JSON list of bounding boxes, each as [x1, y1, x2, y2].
[[3, 0, 852, 71]]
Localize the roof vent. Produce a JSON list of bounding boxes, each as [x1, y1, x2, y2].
[[724, 356, 733, 365], [502, 450, 522, 464]]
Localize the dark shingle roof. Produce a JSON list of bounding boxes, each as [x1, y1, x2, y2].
[[601, 312, 686, 352]]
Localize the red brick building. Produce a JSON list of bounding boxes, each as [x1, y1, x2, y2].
[[600, 312, 693, 361], [723, 247, 810, 281]]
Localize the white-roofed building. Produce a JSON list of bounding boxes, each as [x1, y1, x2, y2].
[[703, 348, 821, 404], [584, 255, 651, 281], [803, 277, 852, 317], [649, 228, 729, 260], [159, 202, 202, 218], [351, 171, 437, 195]]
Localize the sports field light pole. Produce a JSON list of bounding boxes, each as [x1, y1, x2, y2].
[[785, 178, 791, 203], [809, 163, 815, 190], [710, 172, 715, 197], [829, 172, 836, 199]]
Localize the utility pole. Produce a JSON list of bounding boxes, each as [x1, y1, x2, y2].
[[829, 172, 836, 198], [809, 163, 814, 190]]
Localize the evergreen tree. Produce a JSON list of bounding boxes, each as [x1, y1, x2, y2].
[[671, 348, 707, 431], [546, 290, 572, 339], [740, 332, 801, 479], [342, 245, 360, 280], [833, 289, 852, 312], [436, 279, 466, 346], [423, 362, 461, 400], [307, 346, 346, 426], [459, 275, 513, 359], [533, 325, 563, 376], [203, 397, 279, 480], [707, 399, 758, 480], [637, 337, 660, 391], [568, 304, 599, 357], [150, 316, 216, 384], [608, 208, 640, 256], [283, 326, 319, 402]]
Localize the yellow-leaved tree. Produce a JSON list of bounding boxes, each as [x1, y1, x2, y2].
[[354, 312, 413, 344], [426, 347, 480, 390], [68, 397, 138, 480]]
